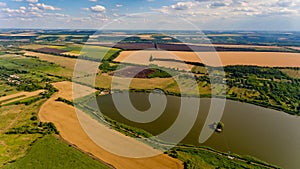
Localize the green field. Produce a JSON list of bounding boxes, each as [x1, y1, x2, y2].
[[0, 81, 18, 97], [0, 55, 69, 92], [0, 55, 67, 79], [2, 135, 110, 169], [0, 101, 46, 167], [175, 149, 278, 169]]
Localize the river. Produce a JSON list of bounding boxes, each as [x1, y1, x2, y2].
[[92, 93, 300, 169]]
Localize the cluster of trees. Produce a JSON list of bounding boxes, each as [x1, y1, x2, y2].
[[148, 69, 172, 78], [216, 122, 225, 132], [42, 83, 58, 98], [224, 66, 289, 79], [224, 66, 300, 115], [99, 61, 118, 73], [118, 35, 180, 44], [6, 84, 57, 106], [190, 65, 300, 115], [55, 97, 74, 106], [12, 97, 41, 106], [5, 122, 59, 135], [103, 50, 122, 61]]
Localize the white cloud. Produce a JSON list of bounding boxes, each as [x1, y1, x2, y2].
[[0, 2, 6, 7], [2, 7, 25, 14], [29, 6, 41, 12], [20, 6, 26, 10], [2, 0, 300, 30], [275, 0, 298, 7], [112, 13, 119, 17], [35, 3, 61, 10], [90, 5, 106, 12], [170, 2, 194, 10], [116, 4, 123, 8], [81, 8, 90, 11], [26, 0, 38, 3]]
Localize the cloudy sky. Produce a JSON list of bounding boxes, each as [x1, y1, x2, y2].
[[0, 0, 299, 30]]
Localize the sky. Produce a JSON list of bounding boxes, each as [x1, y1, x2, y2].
[[0, 0, 300, 30]]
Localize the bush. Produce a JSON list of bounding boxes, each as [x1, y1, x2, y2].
[[30, 116, 38, 121], [55, 97, 74, 106], [99, 61, 118, 73]]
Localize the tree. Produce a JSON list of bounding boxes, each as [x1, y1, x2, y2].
[[216, 121, 224, 132], [149, 54, 153, 62]]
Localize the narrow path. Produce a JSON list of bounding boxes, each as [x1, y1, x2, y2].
[[0, 90, 45, 105]]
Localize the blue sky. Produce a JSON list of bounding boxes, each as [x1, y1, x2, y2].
[[0, 0, 300, 30]]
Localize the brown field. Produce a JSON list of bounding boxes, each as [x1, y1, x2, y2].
[[36, 47, 67, 54], [0, 89, 45, 105], [288, 46, 300, 51], [115, 51, 300, 67], [113, 66, 156, 78], [38, 81, 183, 169], [20, 44, 66, 50], [20, 44, 49, 50], [114, 50, 193, 71], [0, 33, 37, 37], [138, 35, 154, 40], [206, 34, 242, 37], [95, 73, 175, 90], [84, 42, 114, 46], [193, 43, 285, 49], [62, 52, 81, 56]]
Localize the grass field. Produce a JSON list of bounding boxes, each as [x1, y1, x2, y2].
[[176, 149, 275, 169], [23, 51, 77, 70], [2, 135, 110, 169], [0, 81, 18, 97], [281, 68, 300, 79], [0, 101, 45, 167], [0, 90, 44, 106], [0, 55, 69, 81], [95, 73, 176, 91]]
